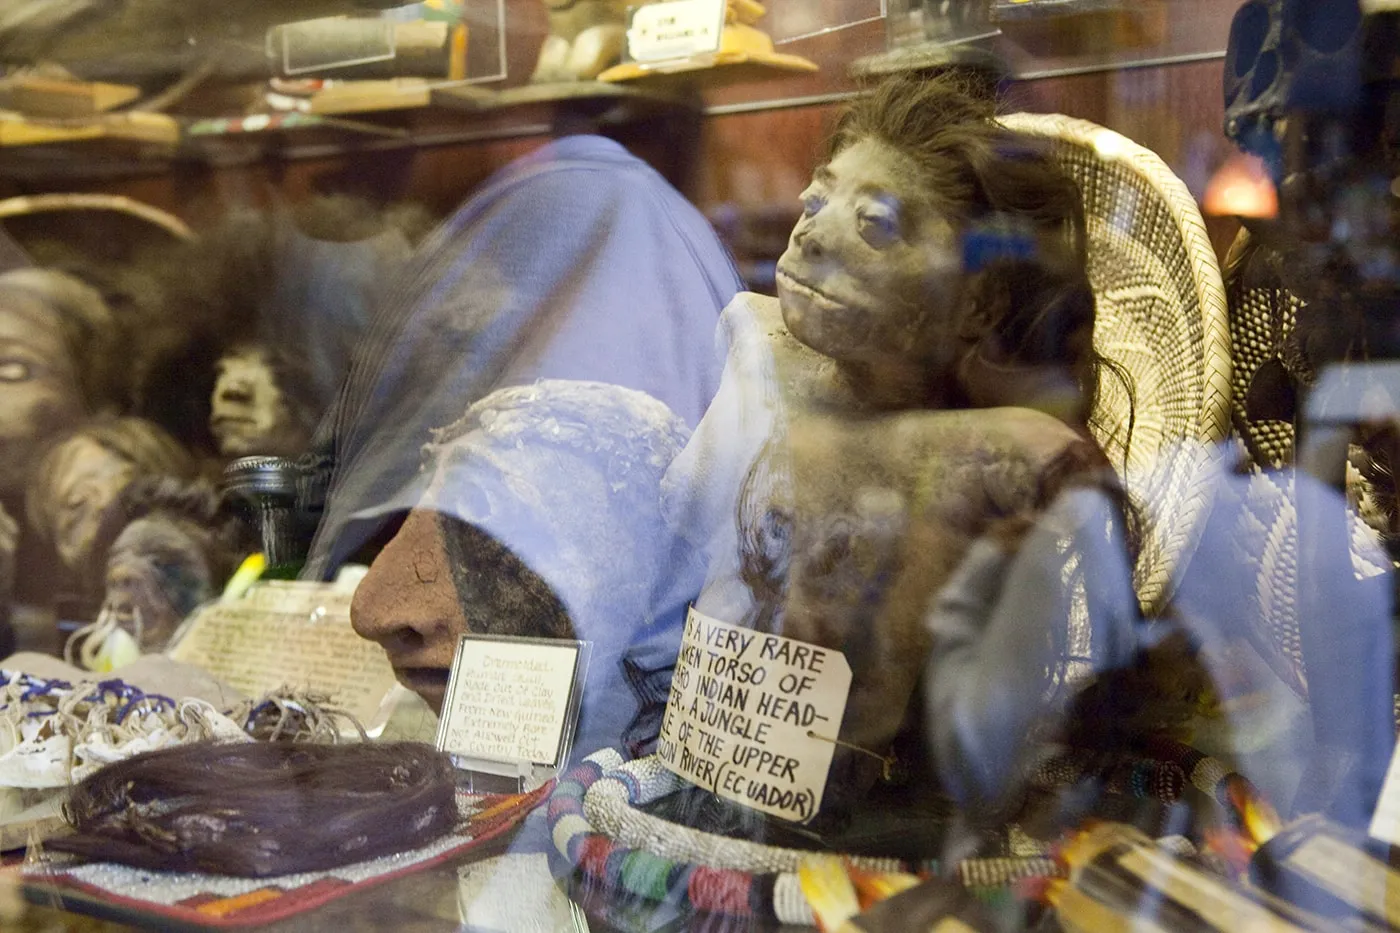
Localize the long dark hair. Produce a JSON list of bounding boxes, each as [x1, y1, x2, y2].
[[50, 741, 459, 877], [832, 71, 1135, 448]]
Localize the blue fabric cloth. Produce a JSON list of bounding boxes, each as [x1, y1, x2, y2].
[[306, 135, 741, 577]]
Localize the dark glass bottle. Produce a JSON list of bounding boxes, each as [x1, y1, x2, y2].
[[222, 457, 307, 581]]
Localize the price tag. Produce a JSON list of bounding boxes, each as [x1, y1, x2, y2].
[[626, 0, 726, 63], [656, 608, 852, 823], [435, 636, 589, 780]]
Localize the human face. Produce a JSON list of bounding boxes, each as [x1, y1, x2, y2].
[[0, 297, 85, 495], [104, 518, 208, 651], [777, 137, 963, 366], [210, 347, 299, 458], [350, 435, 645, 712], [43, 436, 134, 570], [349, 508, 470, 712]]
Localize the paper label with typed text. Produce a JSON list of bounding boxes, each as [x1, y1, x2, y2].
[[168, 581, 397, 731], [656, 607, 851, 823]]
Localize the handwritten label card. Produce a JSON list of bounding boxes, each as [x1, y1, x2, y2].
[[436, 636, 586, 770], [168, 581, 397, 732], [656, 608, 852, 823], [626, 0, 725, 63]]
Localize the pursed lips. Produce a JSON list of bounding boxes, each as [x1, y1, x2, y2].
[[211, 415, 256, 428], [392, 666, 452, 696], [775, 266, 856, 313]]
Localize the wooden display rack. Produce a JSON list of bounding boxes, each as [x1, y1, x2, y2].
[[307, 78, 435, 116], [0, 110, 179, 150], [434, 80, 684, 114]]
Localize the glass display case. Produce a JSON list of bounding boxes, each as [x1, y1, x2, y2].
[[0, 1, 1396, 932], [874, 0, 1236, 78]]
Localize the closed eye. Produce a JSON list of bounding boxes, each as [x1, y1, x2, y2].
[[857, 206, 901, 248]]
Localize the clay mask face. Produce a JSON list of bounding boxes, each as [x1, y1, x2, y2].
[[210, 347, 299, 458], [44, 436, 135, 570], [0, 296, 86, 496], [776, 137, 963, 367]]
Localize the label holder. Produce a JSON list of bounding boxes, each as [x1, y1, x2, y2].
[[623, 0, 728, 65], [434, 634, 591, 793]]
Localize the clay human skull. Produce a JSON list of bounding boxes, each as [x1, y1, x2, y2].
[[1223, 0, 1364, 177], [351, 380, 694, 752]]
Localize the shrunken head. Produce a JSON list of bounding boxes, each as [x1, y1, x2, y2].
[[777, 72, 1098, 415], [26, 416, 194, 574], [0, 269, 120, 496], [210, 343, 316, 459]]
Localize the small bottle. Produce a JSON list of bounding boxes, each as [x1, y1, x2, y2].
[[222, 457, 307, 581]]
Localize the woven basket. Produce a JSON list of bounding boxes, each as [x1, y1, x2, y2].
[[1001, 112, 1233, 614], [1221, 231, 1393, 702]]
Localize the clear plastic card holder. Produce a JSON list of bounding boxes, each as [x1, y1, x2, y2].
[[765, 0, 888, 45], [273, 16, 399, 77], [882, 0, 1000, 52], [435, 635, 592, 794], [456, 0, 507, 85], [269, 1, 507, 87]]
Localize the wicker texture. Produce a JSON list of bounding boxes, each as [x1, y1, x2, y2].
[[1001, 113, 1233, 613], [1225, 238, 1305, 469], [1222, 232, 1392, 699]]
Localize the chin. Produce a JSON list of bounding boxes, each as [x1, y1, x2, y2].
[[776, 270, 872, 358], [218, 435, 265, 458], [394, 667, 452, 712]]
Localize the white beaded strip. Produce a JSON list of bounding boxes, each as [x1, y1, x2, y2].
[[772, 872, 816, 926], [581, 753, 904, 874]]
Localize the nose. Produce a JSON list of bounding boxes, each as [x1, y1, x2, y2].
[[350, 509, 467, 652], [216, 379, 254, 405], [792, 215, 825, 260]]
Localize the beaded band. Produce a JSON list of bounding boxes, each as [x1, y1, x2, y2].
[[547, 750, 1066, 926]]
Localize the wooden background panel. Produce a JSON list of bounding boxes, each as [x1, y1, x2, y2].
[[3, 55, 1241, 256], [696, 58, 1238, 258]]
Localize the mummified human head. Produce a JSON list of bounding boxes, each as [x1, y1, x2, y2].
[[0, 269, 121, 496], [26, 416, 194, 573], [351, 380, 690, 724], [777, 72, 1102, 422]]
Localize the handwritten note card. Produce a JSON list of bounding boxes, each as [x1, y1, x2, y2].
[[437, 637, 583, 768], [168, 581, 398, 731], [627, 0, 725, 62], [657, 608, 852, 823]]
